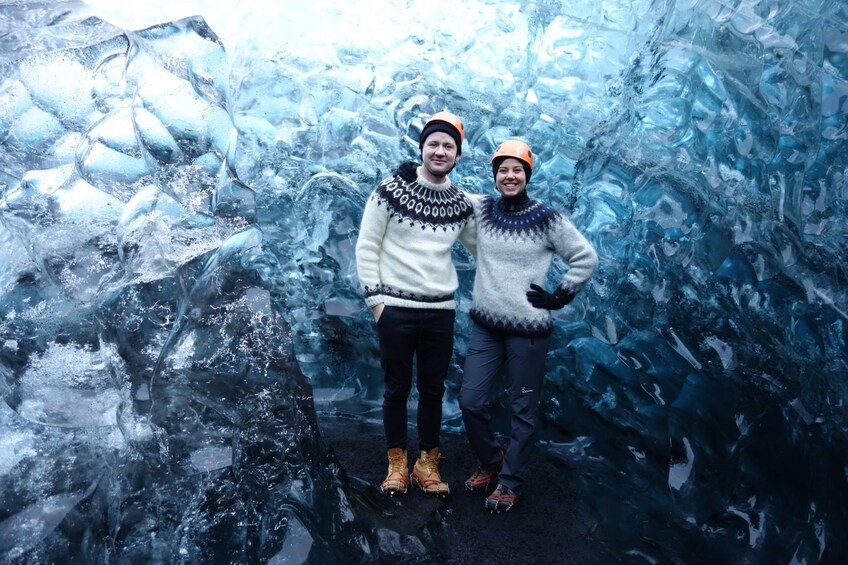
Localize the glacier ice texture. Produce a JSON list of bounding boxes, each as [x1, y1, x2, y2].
[[0, 0, 846, 562]]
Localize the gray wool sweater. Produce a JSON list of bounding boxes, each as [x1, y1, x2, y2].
[[468, 191, 598, 337]]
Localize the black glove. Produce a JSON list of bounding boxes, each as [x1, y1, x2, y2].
[[526, 284, 575, 310], [395, 161, 419, 182]]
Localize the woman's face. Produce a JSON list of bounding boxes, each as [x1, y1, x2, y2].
[[495, 158, 526, 197]]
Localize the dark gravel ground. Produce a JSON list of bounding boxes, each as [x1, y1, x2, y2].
[[318, 415, 617, 564]]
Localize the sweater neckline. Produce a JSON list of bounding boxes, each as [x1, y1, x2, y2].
[[497, 190, 532, 213], [415, 167, 452, 191]]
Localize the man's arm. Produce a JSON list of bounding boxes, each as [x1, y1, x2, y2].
[[355, 193, 390, 314], [457, 192, 479, 257]]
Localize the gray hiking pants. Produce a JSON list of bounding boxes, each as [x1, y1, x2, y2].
[[458, 322, 550, 494]]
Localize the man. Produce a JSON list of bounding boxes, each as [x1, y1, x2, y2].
[[458, 140, 598, 513], [355, 112, 476, 497]]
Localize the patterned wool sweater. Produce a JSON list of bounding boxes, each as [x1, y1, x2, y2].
[[468, 191, 598, 337], [355, 169, 476, 310]]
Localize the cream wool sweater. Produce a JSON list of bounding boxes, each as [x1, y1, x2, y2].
[[355, 169, 476, 309]]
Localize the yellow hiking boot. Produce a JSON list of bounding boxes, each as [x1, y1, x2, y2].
[[411, 447, 449, 497], [380, 448, 408, 496]]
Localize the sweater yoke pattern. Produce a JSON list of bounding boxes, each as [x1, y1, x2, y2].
[[374, 177, 473, 231], [478, 195, 558, 241]]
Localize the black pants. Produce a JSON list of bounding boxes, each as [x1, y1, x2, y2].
[[377, 306, 455, 452]]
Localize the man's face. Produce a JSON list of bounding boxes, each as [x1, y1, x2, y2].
[[421, 132, 459, 181], [495, 157, 527, 197]]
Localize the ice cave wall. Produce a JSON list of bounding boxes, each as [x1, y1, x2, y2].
[[0, 0, 846, 562]]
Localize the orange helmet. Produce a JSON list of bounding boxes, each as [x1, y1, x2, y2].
[[491, 140, 534, 182], [419, 111, 464, 155]]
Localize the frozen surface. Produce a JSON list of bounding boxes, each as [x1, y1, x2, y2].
[[1, 0, 846, 562]]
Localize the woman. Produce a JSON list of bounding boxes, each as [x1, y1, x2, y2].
[[458, 140, 598, 513]]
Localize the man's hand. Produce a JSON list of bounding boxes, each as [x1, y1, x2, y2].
[[395, 161, 419, 182], [371, 303, 385, 322], [526, 284, 575, 310]]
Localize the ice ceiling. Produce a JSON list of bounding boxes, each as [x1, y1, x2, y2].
[[0, 0, 846, 562]]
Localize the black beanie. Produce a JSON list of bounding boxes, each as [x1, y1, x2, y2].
[[492, 156, 532, 184], [419, 122, 463, 155]]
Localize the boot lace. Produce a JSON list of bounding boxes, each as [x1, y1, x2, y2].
[[421, 452, 442, 476], [388, 453, 406, 475]]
